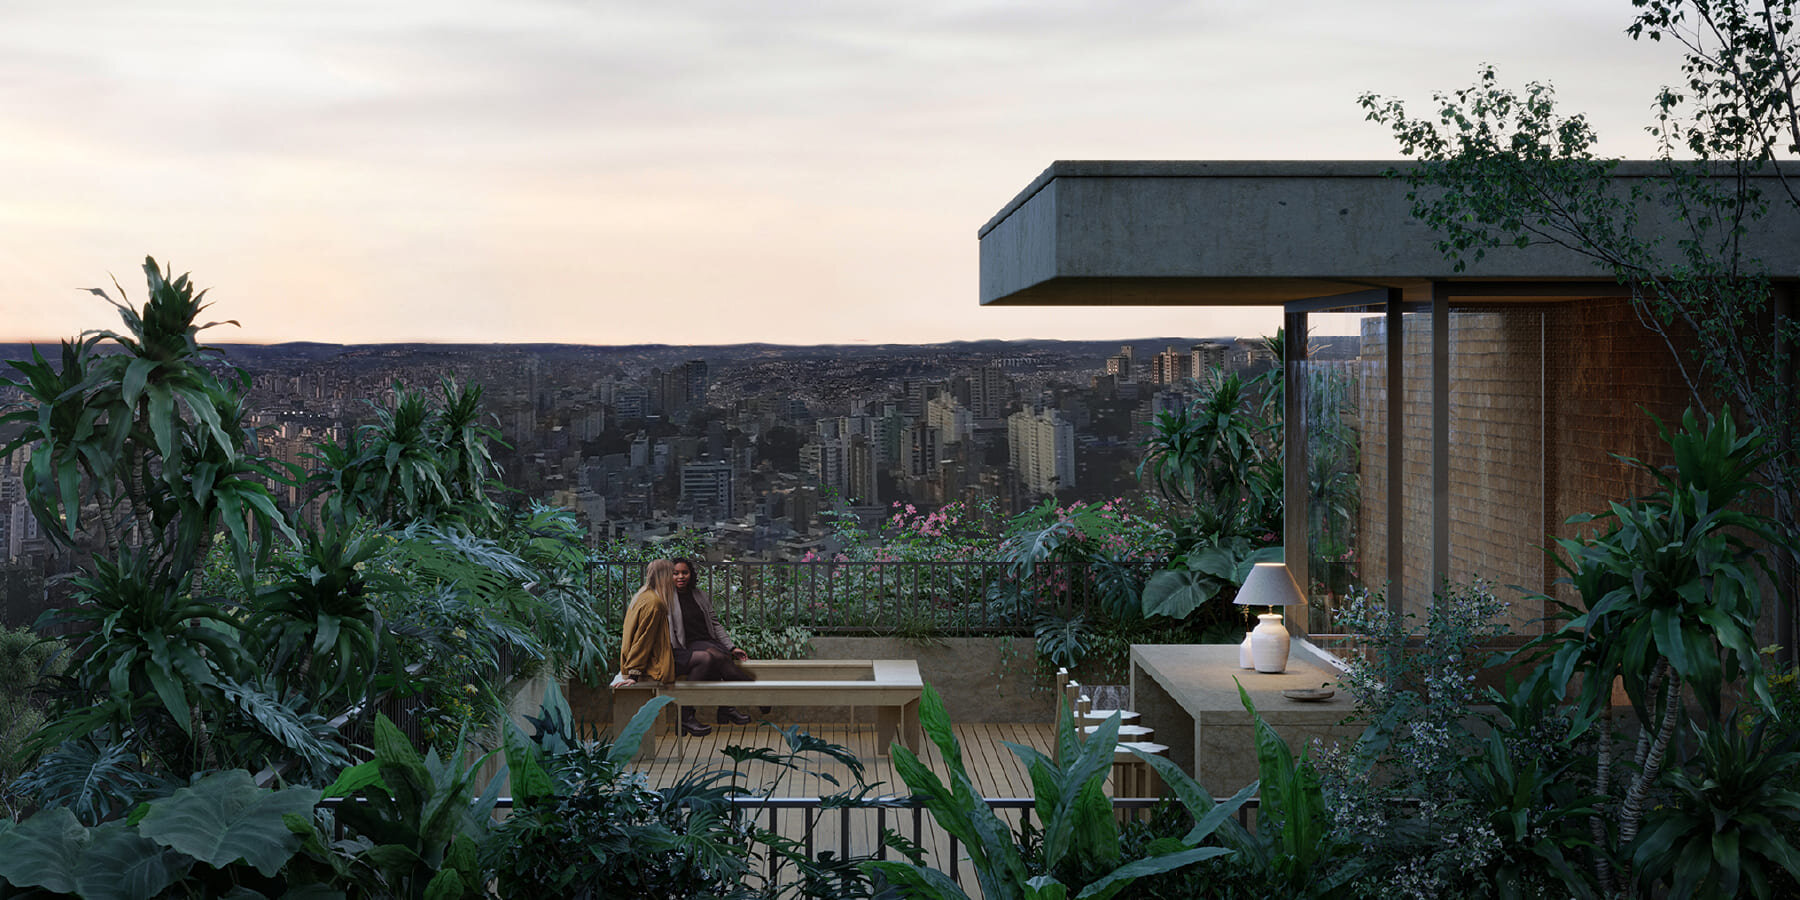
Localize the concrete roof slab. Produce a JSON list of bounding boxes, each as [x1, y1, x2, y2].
[[979, 161, 1800, 306]]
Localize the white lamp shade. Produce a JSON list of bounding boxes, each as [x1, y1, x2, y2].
[[1233, 562, 1305, 608]]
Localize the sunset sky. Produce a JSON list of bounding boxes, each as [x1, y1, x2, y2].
[[0, 1, 1680, 346]]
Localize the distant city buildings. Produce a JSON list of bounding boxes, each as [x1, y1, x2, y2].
[[1007, 406, 1076, 494], [0, 336, 1268, 568]]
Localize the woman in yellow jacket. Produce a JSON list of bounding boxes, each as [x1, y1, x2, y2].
[[618, 559, 677, 687]]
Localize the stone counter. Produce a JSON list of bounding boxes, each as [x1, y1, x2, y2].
[[1130, 643, 1361, 796]]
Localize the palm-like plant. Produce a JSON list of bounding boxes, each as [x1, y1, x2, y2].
[[431, 377, 506, 528], [0, 258, 293, 586], [1529, 406, 1780, 894], [305, 378, 507, 530], [1632, 716, 1800, 899], [249, 523, 386, 704], [38, 551, 247, 769], [1138, 372, 1279, 540]]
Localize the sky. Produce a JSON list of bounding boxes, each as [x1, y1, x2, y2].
[[0, 0, 1683, 347]]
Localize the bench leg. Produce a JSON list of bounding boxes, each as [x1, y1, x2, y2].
[[899, 697, 921, 754], [876, 705, 898, 754]]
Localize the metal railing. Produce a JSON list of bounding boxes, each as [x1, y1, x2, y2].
[[585, 559, 1154, 636], [725, 793, 1260, 887], [319, 793, 1260, 889]]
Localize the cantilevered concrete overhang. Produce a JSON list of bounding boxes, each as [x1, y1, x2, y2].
[[980, 160, 1800, 651], [978, 161, 1800, 307]]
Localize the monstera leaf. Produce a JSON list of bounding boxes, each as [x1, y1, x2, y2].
[[137, 769, 320, 877]]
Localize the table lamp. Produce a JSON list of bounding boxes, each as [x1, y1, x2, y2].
[[1233, 562, 1305, 673]]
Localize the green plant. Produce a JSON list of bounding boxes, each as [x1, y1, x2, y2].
[[732, 624, 815, 660], [321, 713, 503, 899], [1320, 581, 1602, 899], [37, 551, 249, 768], [0, 768, 324, 899], [12, 736, 169, 827], [489, 690, 761, 898], [1529, 408, 1779, 894], [721, 725, 896, 899], [1201, 683, 1360, 899], [864, 685, 1246, 899], [248, 522, 385, 707], [0, 626, 64, 785], [1632, 715, 1800, 899], [0, 258, 296, 587]]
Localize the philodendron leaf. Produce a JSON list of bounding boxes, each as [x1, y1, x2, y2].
[[0, 806, 88, 892], [605, 695, 674, 768], [138, 769, 320, 877], [78, 822, 192, 900], [1141, 569, 1219, 619]]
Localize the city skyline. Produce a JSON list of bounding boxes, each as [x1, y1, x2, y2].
[[2, 1, 1681, 345]]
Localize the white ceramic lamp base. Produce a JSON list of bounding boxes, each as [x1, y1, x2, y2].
[[1251, 613, 1290, 673], [1239, 632, 1255, 669]]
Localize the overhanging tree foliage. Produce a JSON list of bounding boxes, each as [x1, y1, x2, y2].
[[1359, 0, 1799, 642]]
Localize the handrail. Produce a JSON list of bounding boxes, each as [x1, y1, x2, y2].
[[584, 558, 1158, 636], [319, 792, 1259, 889]]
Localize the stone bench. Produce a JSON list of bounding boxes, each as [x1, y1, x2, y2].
[[611, 659, 924, 759]]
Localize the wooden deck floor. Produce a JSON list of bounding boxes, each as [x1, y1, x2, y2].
[[592, 718, 1063, 890]]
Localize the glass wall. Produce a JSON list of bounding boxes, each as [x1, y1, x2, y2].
[[1295, 301, 1556, 638], [1444, 307, 1549, 635], [1298, 310, 1382, 634]]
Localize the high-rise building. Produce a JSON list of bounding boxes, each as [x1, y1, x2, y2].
[[1191, 342, 1230, 379], [680, 459, 734, 523], [1007, 406, 1076, 495], [682, 359, 709, 407], [969, 366, 1013, 420], [614, 384, 648, 420], [906, 422, 942, 478], [1151, 346, 1190, 385], [925, 395, 974, 443], [846, 435, 879, 506], [1104, 345, 1135, 381]]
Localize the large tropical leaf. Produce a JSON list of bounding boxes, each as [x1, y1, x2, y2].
[[604, 694, 674, 769], [1140, 569, 1219, 619], [13, 737, 165, 826], [77, 822, 192, 900], [0, 806, 88, 892], [218, 677, 350, 776], [137, 769, 320, 877]]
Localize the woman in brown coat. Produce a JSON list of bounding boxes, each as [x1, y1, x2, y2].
[[618, 559, 677, 687]]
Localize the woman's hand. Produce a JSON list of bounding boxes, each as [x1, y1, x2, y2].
[[619, 675, 638, 686]]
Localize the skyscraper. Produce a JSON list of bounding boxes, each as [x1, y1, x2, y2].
[[1007, 406, 1076, 495]]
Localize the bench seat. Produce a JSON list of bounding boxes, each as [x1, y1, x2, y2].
[[611, 659, 923, 758]]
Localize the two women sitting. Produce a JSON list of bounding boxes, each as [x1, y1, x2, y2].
[[618, 557, 755, 736]]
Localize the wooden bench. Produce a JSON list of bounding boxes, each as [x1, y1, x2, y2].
[[611, 659, 924, 759]]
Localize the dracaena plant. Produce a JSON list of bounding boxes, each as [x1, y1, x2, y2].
[[0, 257, 295, 588], [1527, 406, 1781, 896]]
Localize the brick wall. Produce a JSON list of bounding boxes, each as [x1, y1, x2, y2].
[[1346, 298, 1696, 634]]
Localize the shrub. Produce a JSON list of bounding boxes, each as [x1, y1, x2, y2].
[[0, 625, 64, 785]]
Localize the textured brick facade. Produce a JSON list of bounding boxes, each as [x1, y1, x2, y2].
[[1345, 298, 1694, 634]]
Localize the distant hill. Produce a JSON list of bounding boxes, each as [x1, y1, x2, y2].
[[2, 337, 1252, 368]]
